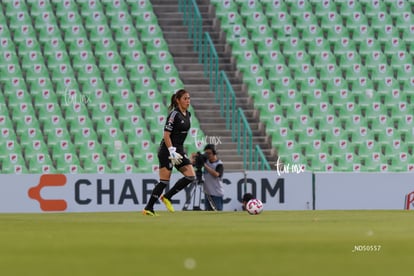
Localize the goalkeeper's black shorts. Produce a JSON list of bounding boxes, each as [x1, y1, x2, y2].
[[158, 144, 191, 170]]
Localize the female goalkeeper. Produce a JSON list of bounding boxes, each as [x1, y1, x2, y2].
[[143, 89, 195, 216]]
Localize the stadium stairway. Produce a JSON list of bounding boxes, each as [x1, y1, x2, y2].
[[151, 0, 277, 171]]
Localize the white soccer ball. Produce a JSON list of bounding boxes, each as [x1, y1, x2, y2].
[[246, 199, 263, 215]]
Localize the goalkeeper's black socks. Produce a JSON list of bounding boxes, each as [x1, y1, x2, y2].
[[163, 176, 195, 200], [144, 181, 168, 210]]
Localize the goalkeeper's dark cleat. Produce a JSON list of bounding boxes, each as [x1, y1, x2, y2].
[[160, 195, 175, 212], [142, 209, 158, 216]]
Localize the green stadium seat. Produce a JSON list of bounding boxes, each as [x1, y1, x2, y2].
[[45, 50, 71, 69], [274, 24, 300, 43], [113, 24, 140, 43], [2, 153, 29, 174], [11, 24, 37, 43], [16, 37, 42, 55], [388, 153, 414, 172], [260, 50, 286, 72], [282, 37, 306, 56], [348, 75, 374, 94], [256, 38, 282, 60], [270, 12, 293, 33], [389, 0, 410, 18], [143, 36, 170, 56], [333, 37, 357, 57], [107, 151, 138, 174], [388, 102, 413, 121], [124, 124, 153, 146], [89, 25, 113, 43], [0, 63, 23, 82], [67, 38, 93, 55], [244, 11, 269, 33], [57, 11, 84, 30], [77, 0, 105, 16], [318, 63, 343, 84], [338, 50, 362, 69], [24, 63, 49, 83], [363, 0, 387, 18], [0, 135, 21, 161], [344, 63, 369, 83], [303, 88, 329, 110], [350, 24, 374, 45], [108, 10, 135, 30], [33, 12, 59, 30], [383, 38, 407, 57], [95, 115, 121, 136], [84, 11, 108, 29], [70, 50, 95, 70], [261, 0, 287, 17], [376, 24, 400, 44], [42, 37, 66, 56], [266, 63, 291, 85], [129, 0, 154, 16], [371, 63, 395, 82], [66, 114, 93, 139], [313, 0, 336, 17], [0, 50, 19, 70], [344, 13, 369, 33], [234, 50, 261, 73], [292, 63, 317, 82], [249, 24, 274, 45], [102, 64, 128, 83], [382, 88, 406, 108], [300, 25, 324, 44], [124, 50, 149, 69], [88, 101, 116, 122], [311, 49, 336, 69], [396, 64, 413, 83], [111, 89, 137, 109], [54, 152, 82, 174], [320, 12, 344, 33], [212, 0, 239, 17], [285, 49, 311, 70], [395, 12, 413, 32], [295, 11, 318, 31], [376, 77, 400, 96], [8, 11, 33, 30], [289, 0, 313, 19], [82, 156, 109, 174], [370, 11, 393, 32], [364, 50, 387, 71], [326, 24, 351, 44], [93, 37, 118, 56], [22, 137, 49, 160], [276, 140, 305, 165], [72, 125, 99, 146]]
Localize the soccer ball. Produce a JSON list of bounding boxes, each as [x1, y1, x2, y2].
[[246, 199, 263, 215]]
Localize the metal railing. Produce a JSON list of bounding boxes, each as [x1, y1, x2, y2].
[[178, 0, 271, 170], [218, 71, 236, 131], [178, 0, 202, 59], [201, 32, 219, 91], [235, 108, 253, 170]]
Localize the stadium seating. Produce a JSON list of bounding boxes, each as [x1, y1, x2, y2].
[[210, 0, 414, 172], [0, 0, 206, 174]]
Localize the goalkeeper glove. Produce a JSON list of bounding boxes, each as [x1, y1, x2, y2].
[[168, 147, 183, 166]]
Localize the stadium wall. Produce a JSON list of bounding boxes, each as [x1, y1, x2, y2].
[[1, 172, 413, 213], [0, 172, 312, 213]]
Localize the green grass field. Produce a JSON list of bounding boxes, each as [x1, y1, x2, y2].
[[1, 210, 413, 276]]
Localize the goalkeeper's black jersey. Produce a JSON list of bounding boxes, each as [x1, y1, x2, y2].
[[162, 108, 191, 147]]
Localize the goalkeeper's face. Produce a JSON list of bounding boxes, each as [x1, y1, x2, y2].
[[177, 92, 191, 110]]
